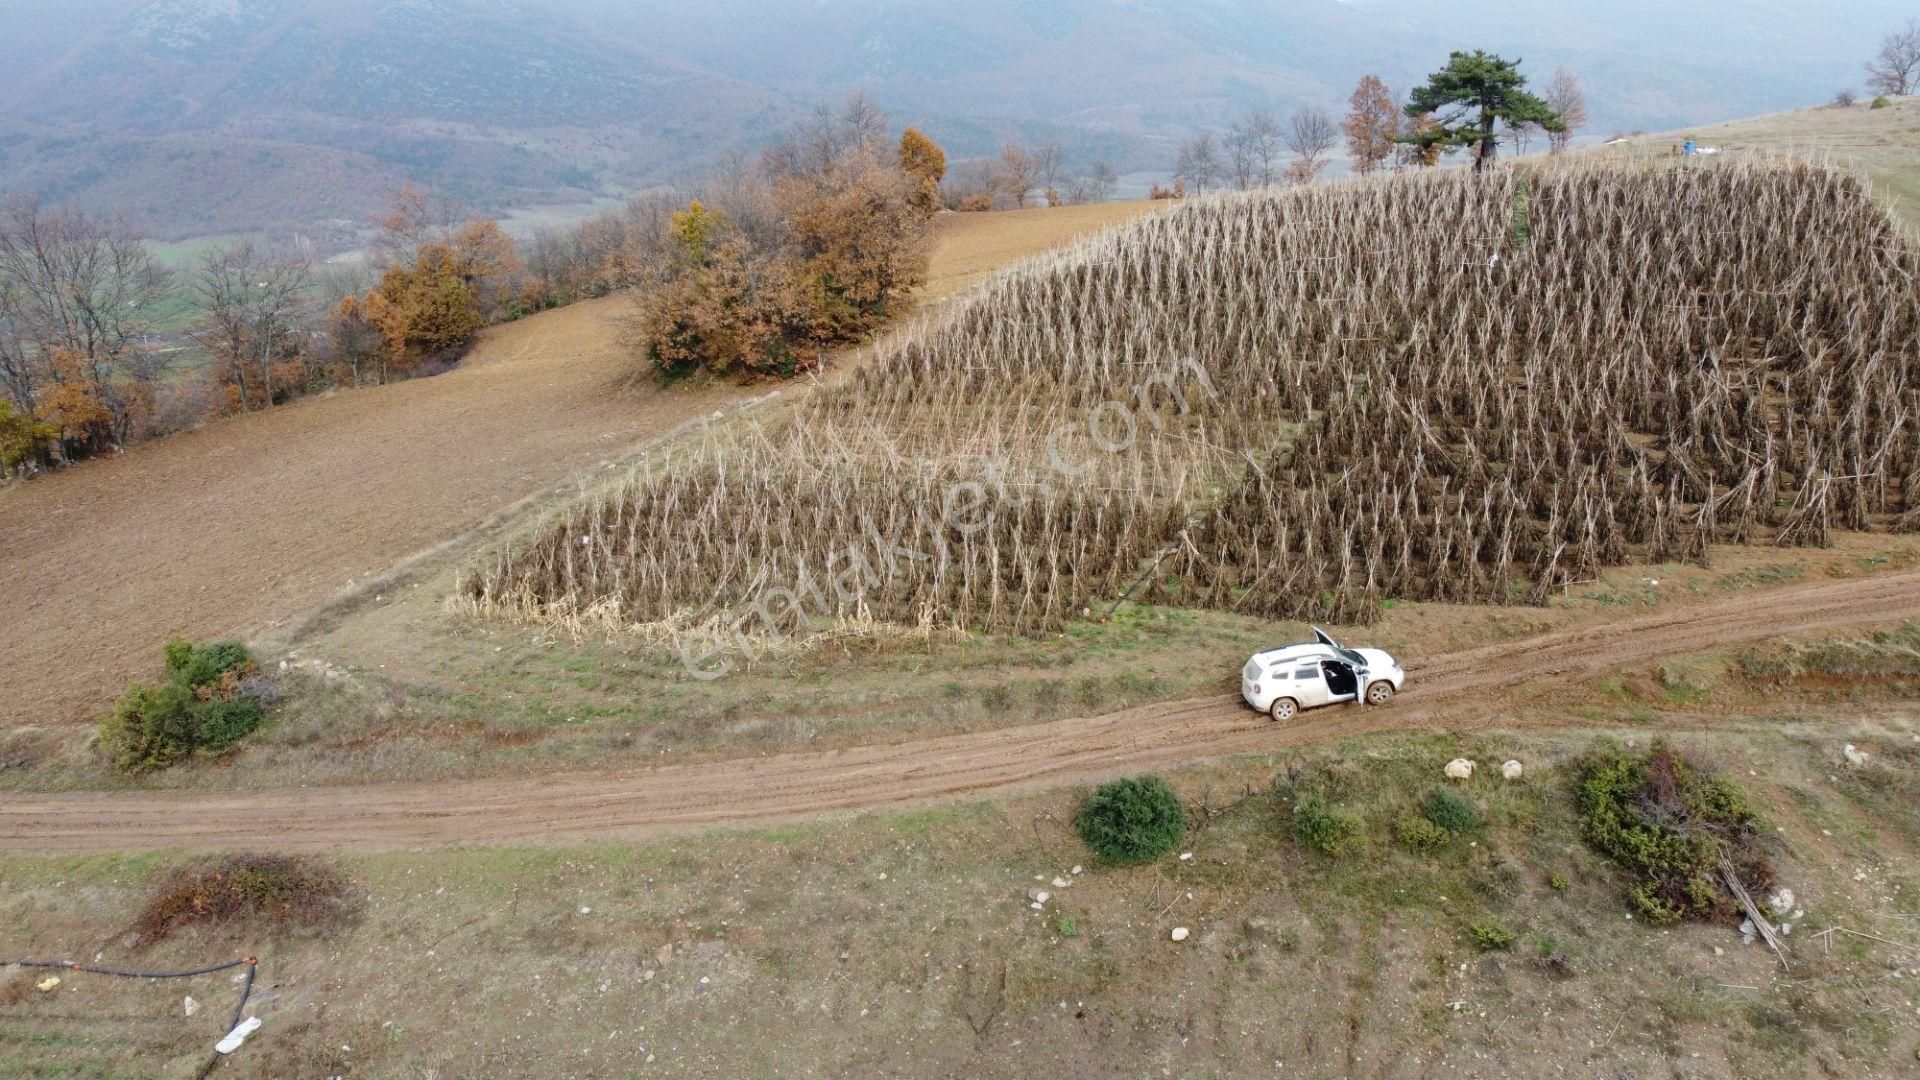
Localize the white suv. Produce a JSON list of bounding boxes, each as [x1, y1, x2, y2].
[[1241, 628, 1405, 721]]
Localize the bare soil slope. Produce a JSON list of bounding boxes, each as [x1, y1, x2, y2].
[[8, 564, 1916, 853], [0, 298, 738, 726], [0, 203, 1160, 728]]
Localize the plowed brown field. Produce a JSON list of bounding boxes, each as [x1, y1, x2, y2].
[[0, 202, 1160, 727]]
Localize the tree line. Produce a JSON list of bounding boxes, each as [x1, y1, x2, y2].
[[0, 95, 946, 479], [0, 189, 526, 477], [1171, 58, 1588, 195], [634, 96, 934, 380]]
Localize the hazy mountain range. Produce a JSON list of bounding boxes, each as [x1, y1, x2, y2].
[[0, 0, 1904, 242]]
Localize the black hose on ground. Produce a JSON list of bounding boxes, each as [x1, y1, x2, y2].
[[3, 954, 261, 1077]]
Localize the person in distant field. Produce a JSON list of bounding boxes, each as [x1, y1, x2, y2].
[[1683, 138, 1697, 156]]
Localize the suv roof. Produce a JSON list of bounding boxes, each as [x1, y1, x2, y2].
[[1252, 644, 1337, 665], [1252, 628, 1368, 669]]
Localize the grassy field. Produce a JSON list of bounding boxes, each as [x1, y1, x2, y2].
[[5, 700, 1917, 1076], [1597, 95, 1920, 231]]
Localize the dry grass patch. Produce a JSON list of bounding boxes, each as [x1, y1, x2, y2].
[[132, 854, 354, 947]]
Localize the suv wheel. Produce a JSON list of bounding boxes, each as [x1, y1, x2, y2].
[[1269, 697, 1298, 722], [1366, 682, 1396, 706]]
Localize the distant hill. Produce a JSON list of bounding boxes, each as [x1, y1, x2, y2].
[[0, 0, 790, 240], [0, 0, 1908, 242]]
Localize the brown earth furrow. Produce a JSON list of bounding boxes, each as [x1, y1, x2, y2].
[[5, 566, 1915, 853], [0, 203, 1164, 730]]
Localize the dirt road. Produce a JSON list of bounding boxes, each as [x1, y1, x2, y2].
[[7, 566, 1915, 854]]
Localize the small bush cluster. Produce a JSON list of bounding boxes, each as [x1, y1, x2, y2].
[[1469, 918, 1516, 951], [1421, 788, 1483, 833], [132, 854, 352, 947], [1395, 813, 1452, 853], [1574, 739, 1772, 924], [1075, 776, 1187, 864], [99, 637, 271, 773], [1293, 794, 1363, 857]]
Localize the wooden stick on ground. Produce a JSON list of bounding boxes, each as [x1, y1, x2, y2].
[[1721, 858, 1791, 970]]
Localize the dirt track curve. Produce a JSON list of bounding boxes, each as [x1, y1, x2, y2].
[[6, 567, 1918, 854]]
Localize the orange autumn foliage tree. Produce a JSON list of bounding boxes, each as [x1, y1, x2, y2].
[[637, 97, 931, 382], [1344, 75, 1402, 176], [35, 348, 120, 458], [641, 203, 821, 379], [352, 197, 524, 377], [362, 245, 488, 374], [898, 127, 947, 217]]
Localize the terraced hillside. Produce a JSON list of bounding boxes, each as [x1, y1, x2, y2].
[[470, 159, 1920, 646]]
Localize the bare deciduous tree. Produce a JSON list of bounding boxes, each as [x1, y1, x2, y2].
[[1866, 19, 1920, 96], [764, 92, 891, 181], [189, 240, 314, 412], [1509, 119, 1541, 155], [1174, 134, 1223, 194], [1283, 107, 1338, 182], [1543, 68, 1589, 153], [1031, 142, 1066, 204], [0, 197, 169, 445], [1226, 109, 1283, 189], [997, 142, 1040, 207], [1065, 159, 1121, 204]]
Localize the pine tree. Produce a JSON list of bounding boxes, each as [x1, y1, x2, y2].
[[1398, 51, 1565, 172]]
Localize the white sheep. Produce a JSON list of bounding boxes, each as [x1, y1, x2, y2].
[[1444, 758, 1476, 780], [1502, 760, 1524, 781]]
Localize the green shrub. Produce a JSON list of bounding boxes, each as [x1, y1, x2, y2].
[[132, 854, 352, 947], [1293, 795, 1363, 857], [162, 635, 194, 675], [1421, 787, 1482, 833], [99, 638, 271, 773], [1075, 776, 1187, 864], [1469, 918, 1516, 951], [1574, 739, 1771, 924], [165, 637, 254, 689], [1871, 96, 1892, 109], [1550, 873, 1571, 892], [101, 682, 199, 773], [192, 698, 267, 752], [1395, 813, 1452, 853]]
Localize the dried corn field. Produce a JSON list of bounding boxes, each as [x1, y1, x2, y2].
[[464, 158, 1920, 643]]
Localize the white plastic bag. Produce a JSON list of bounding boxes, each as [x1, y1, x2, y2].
[[216, 1016, 262, 1055]]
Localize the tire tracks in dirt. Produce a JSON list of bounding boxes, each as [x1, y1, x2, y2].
[[5, 568, 1918, 854]]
